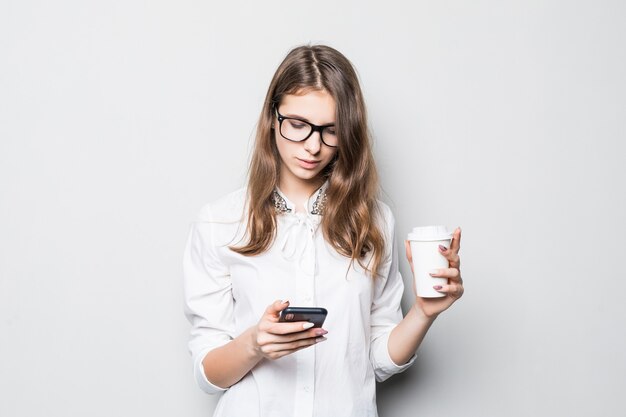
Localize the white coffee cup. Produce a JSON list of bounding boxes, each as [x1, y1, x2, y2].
[[407, 226, 453, 298]]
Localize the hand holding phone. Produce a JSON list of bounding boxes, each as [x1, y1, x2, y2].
[[252, 301, 328, 361], [279, 307, 328, 328]]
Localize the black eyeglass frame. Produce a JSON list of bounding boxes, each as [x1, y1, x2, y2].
[[274, 107, 338, 148]]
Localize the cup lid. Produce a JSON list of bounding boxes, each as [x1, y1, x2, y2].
[[407, 225, 452, 241]]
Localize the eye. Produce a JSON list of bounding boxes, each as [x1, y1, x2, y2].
[[325, 126, 337, 136], [287, 119, 307, 130]]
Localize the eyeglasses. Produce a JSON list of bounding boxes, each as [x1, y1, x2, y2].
[[275, 108, 338, 148]]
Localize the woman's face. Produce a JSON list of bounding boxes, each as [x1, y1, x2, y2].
[[274, 90, 338, 191]]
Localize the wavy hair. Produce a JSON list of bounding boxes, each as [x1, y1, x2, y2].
[[231, 45, 385, 277]]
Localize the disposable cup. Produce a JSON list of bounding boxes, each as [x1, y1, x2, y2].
[[407, 226, 453, 298]]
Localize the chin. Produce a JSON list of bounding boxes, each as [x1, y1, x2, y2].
[[293, 168, 324, 182], [298, 173, 322, 182]]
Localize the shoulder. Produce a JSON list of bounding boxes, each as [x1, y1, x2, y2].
[[372, 200, 399, 271], [375, 200, 394, 221], [374, 200, 396, 231], [194, 188, 247, 224]]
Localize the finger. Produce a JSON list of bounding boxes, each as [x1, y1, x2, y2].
[[265, 327, 328, 343], [267, 339, 326, 360], [257, 327, 323, 348], [450, 227, 462, 253], [265, 299, 289, 319], [429, 268, 462, 284], [265, 321, 322, 335], [438, 245, 460, 268], [264, 336, 327, 357], [274, 336, 327, 353], [404, 240, 411, 262], [449, 253, 461, 269], [405, 241, 415, 274], [404, 241, 413, 263], [434, 283, 464, 298]]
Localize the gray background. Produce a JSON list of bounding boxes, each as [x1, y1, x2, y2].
[[1, 1, 625, 416]]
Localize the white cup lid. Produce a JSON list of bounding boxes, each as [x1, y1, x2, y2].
[[407, 225, 452, 241]]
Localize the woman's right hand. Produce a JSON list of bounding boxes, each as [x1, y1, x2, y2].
[[251, 300, 328, 360]]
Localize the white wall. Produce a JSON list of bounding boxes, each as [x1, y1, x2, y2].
[[1, 1, 624, 416]]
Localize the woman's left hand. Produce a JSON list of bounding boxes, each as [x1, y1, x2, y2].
[[405, 227, 464, 319]]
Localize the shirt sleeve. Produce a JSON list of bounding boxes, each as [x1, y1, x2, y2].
[[369, 206, 416, 382], [183, 206, 235, 394]]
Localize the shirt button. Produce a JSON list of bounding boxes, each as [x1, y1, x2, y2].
[[303, 386, 310, 392], [304, 296, 312, 303]]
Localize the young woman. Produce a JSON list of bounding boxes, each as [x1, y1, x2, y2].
[[183, 44, 464, 417]]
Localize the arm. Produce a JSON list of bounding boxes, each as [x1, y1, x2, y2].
[[201, 300, 327, 389], [387, 305, 437, 365], [183, 216, 327, 392], [183, 217, 236, 393], [199, 326, 261, 389], [368, 209, 420, 381], [387, 228, 464, 365]]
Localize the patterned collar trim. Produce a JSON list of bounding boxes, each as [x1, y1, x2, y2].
[[310, 187, 327, 215], [271, 190, 292, 214], [271, 182, 328, 215]]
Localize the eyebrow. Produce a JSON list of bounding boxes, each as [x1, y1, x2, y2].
[[281, 112, 336, 126]]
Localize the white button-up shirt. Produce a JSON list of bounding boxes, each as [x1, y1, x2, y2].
[[183, 184, 415, 417]]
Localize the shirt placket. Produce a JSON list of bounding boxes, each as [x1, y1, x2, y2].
[[293, 218, 317, 417]]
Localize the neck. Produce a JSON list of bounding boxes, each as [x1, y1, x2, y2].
[[278, 176, 324, 213]]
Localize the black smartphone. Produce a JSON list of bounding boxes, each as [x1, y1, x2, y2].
[[279, 307, 328, 328]]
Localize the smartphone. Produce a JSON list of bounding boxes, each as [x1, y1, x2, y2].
[[279, 307, 328, 328]]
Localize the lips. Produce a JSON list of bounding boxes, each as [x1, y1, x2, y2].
[[296, 157, 322, 169]]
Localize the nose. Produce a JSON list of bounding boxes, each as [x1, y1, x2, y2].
[[303, 131, 322, 155]]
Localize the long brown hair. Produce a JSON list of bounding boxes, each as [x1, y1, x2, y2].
[[232, 45, 385, 277]]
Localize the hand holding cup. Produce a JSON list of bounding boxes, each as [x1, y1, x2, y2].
[[405, 227, 464, 318]]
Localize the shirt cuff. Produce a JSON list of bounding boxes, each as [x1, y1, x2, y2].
[[193, 345, 230, 394], [372, 331, 417, 382]]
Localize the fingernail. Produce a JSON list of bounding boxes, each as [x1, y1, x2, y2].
[[429, 269, 440, 276], [303, 322, 315, 329], [439, 245, 448, 252], [315, 336, 327, 343], [281, 299, 289, 304], [433, 285, 443, 290], [315, 329, 328, 336]]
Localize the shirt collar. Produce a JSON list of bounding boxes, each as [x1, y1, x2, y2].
[[272, 180, 329, 215]]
